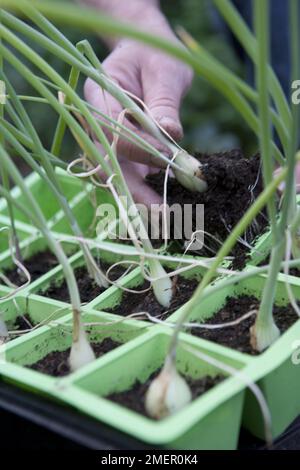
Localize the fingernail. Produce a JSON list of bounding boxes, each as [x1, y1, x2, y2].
[[157, 117, 183, 140]]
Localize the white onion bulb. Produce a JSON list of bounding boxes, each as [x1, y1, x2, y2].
[[250, 321, 280, 352], [174, 151, 207, 193], [145, 358, 192, 419], [69, 327, 95, 372]]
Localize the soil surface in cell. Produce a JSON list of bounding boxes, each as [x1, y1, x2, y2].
[[3, 250, 58, 286], [259, 254, 300, 278], [107, 370, 224, 419], [29, 338, 121, 377], [147, 150, 269, 269], [39, 262, 128, 304], [288, 268, 300, 277], [106, 275, 199, 319], [190, 295, 299, 355], [14, 314, 34, 331], [6, 314, 36, 342], [0, 314, 33, 343]]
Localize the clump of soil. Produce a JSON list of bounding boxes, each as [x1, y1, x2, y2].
[[107, 276, 199, 319], [29, 338, 121, 377], [3, 250, 58, 286], [106, 370, 224, 419], [147, 150, 269, 269], [190, 295, 299, 355], [39, 262, 128, 304]]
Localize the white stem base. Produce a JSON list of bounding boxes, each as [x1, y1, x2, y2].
[[250, 320, 280, 352], [149, 259, 173, 308], [173, 151, 207, 193], [145, 357, 192, 419], [84, 248, 109, 288], [69, 327, 96, 372]]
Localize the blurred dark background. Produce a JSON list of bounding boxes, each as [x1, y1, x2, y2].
[[5, 0, 256, 163]]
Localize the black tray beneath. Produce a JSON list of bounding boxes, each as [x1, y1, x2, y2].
[[0, 381, 299, 450]]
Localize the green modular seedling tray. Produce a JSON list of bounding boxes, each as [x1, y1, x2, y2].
[[0, 315, 247, 449], [246, 196, 300, 269], [0, 285, 15, 298], [48, 185, 116, 237], [0, 291, 72, 331], [247, 229, 272, 266], [0, 232, 75, 288], [1, 168, 300, 449], [0, 168, 119, 242], [19, 240, 141, 302], [0, 299, 148, 386], [0, 170, 83, 223], [0, 215, 34, 255], [167, 219, 272, 270], [167, 273, 300, 440], [67, 329, 247, 449], [89, 255, 208, 313]]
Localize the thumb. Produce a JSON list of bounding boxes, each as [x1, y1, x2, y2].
[[144, 83, 183, 142]]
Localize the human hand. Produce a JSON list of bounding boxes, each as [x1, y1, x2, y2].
[[84, 2, 193, 205]]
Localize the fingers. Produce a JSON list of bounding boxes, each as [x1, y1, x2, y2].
[[84, 44, 193, 169], [144, 86, 183, 142], [84, 77, 170, 168], [118, 158, 163, 207], [94, 142, 163, 207], [143, 56, 193, 142], [274, 162, 300, 193]]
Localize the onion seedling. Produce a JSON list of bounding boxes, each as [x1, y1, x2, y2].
[[149, 166, 289, 418], [0, 145, 95, 371], [0, 1, 208, 195], [0, 21, 172, 306], [250, 0, 300, 351], [249, 0, 280, 352], [0, 17, 23, 269], [0, 23, 172, 306], [0, 62, 108, 289], [2, 0, 299, 412], [145, 354, 192, 419]]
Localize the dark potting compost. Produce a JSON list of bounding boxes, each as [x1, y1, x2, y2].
[[3, 315, 34, 343], [38, 262, 128, 303], [29, 338, 121, 377], [147, 150, 269, 269], [106, 370, 225, 419], [4, 249, 58, 286], [288, 268, 300, 277], [106, 275, 199, 319], [14, 314, 34, 331], [259, 254, 300, 278], [191, 295, 299, 355]]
